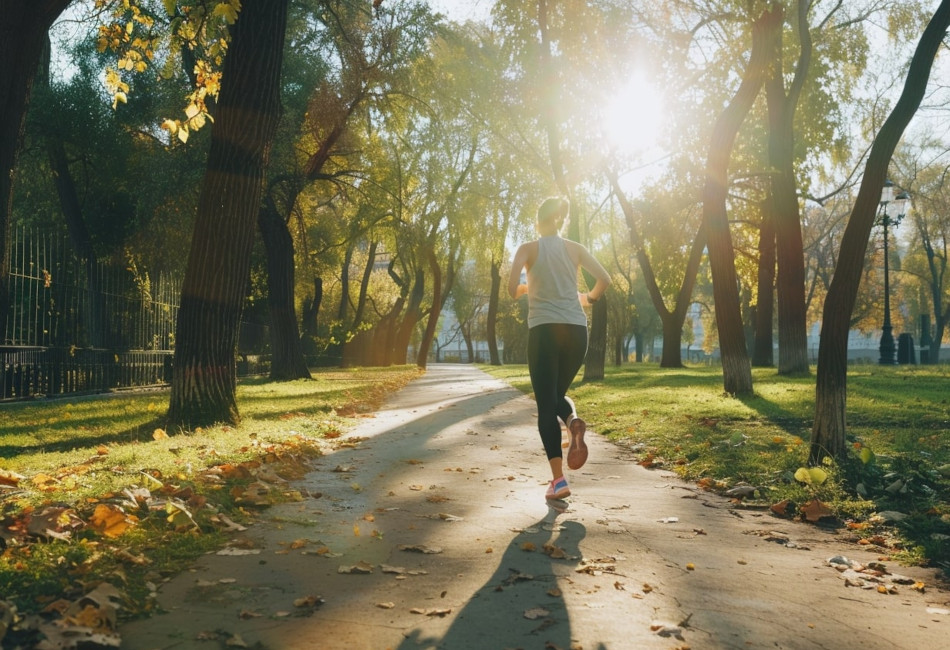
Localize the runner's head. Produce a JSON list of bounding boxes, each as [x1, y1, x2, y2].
[[537, 197, 569, 235]]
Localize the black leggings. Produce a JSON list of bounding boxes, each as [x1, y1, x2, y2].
[[527, 323, 588, 460]]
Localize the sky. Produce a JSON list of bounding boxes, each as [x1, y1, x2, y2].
[[425, 0, 494, 24]]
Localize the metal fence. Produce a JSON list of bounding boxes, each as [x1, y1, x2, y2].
[[2, 228, 268, 400]]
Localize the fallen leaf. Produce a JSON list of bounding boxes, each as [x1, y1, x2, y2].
[[521, 542, 537, 552], [216, 547, 261, 556], [379, 564, 406, 574], [410, 607, 452, 617], [399, 544, 443, 554], [800, 499, 834, 523], [338, 561, 373, 574], [376, 602, 395, 609], [770, 499, 795, 517], [89, 504, 137, 538], [523, 607, 550, 620], [293, 595, 325, 608], [0, 468, 25, 487], [153, 428, 168, 440]]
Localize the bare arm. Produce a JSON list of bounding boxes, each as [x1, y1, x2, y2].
[[568, 241, 611, 305], [507, 243, 531, 299]]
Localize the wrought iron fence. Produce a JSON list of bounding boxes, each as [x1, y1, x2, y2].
[[1, 228, 269, 400]]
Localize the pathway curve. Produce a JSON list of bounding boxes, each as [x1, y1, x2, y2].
[[120, 364, 948, 649]]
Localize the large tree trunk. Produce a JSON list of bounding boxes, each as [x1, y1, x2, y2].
[[812, 0, 950, 464], [610, 175, 706, 368], [416, 250, 442, 369], [767, 1, 810, 375], [167, 0, 288, 428], [258, 201, 310, 380], [703, 8, 778, 395], [582, 298, 607, 380], [0, 0, 72, 344], [486, 257, 502, 365], [392, 269, 424, 365], [752, 200, 775, 367]]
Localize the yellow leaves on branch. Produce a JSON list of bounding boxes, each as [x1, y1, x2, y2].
[[97, 0, 237, 140]]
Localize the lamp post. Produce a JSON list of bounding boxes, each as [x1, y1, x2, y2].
[[878, 181, 910, 365]]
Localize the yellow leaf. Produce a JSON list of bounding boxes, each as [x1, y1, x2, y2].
[[153, 428, 168, 440], [177, 125, 189, 143], [90, 504, 136, 538], [184, 102, 201, 119], [0, 469, 25, 487], [213, 1, 241, 24]]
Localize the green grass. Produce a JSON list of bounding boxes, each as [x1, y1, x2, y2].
[[481, 363, 950, 569], [0, 365, 421, 636]]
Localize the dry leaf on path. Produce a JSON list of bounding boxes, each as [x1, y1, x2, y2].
[[338, 561, 373, 574], [216, 548, 261, 556], [399, 544, 443, 554], [800, 499, 834, 522], [523, 607, 550, 620], [410, 607, 452, 617], [376, 602, 396, 609], [293, 595, 325, 608]]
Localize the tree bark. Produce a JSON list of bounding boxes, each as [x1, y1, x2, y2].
[[167, 0, 289, 428], [486, 257, 502, 365], [752, 200, 775, 367], [610, 175, 706, 368], [258, 201, 310, 380], [0, 0, 72, 344], [582, 299, 607, 380], [812, 0, 950, 464], [767, 1, 810, 375], [416, 249, 442, 369], [703, 7, 778, 395], [392, 268, 424, 365]]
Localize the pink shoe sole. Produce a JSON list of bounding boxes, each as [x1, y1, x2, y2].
[[567, 417, 588, 470]]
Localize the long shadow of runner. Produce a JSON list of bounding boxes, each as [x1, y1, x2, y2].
[[398, 506, 590, 650]]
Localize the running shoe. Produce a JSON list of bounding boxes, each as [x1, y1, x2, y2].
[[567, 417, 588, 470], [545, 476, 570, 500]]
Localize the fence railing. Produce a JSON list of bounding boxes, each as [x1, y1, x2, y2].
[[2, 229, 270, 401]]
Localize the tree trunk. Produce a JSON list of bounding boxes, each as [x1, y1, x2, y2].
[[582, 298, 607, 380], [258, 201, 310, 380], [486, 257, 501, 365], [703, 7, 778, 395], [392, 269, 424, 365], [39, 38, 109, 349], [167, 0, 288, 428], [812, 0, 950, 464], [767, 1, 810, 375], [0, 0, 72, 344], [610, 174, 706, 368], [301, 276, 321, 344], [416, 250, 442, 369], [752, 200, 775, 367]]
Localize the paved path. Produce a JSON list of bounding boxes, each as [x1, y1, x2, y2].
[[121, 364, 948, 649]]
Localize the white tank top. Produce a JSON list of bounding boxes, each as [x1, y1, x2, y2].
[[527, 235, 588, 329]]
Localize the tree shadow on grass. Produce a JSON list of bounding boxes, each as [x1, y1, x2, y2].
[[0, 416, 168, 458], [398, 507, 590, 650]]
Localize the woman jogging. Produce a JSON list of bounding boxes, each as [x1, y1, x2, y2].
[[507, 197, 611, 500]]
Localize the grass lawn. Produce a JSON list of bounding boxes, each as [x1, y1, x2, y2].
[[481, 362, 950, 569], [0, 365, 422, 642]]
